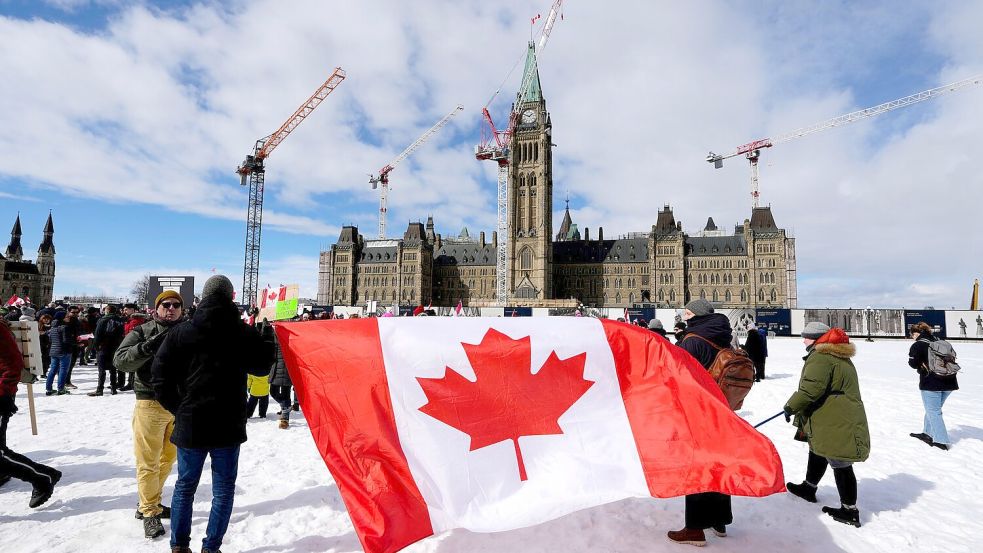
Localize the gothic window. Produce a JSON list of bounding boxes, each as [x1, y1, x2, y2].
[[725, 290, 732, 302], [741, 289, 748, 302], [658, 289, 664, 301], [670, 290, 676, 302], [534, 142, 539, 161], [519, 247, 532, 270], [771, 289, 777, 302], [700, 289, 706, 300], [758, 289, 765, 301], [629, 292, 635, 304]]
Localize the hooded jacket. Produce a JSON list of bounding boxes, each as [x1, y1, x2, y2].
[[678, 313, 733, 369], [0, 321, 24, 397], [907, 333, 958, 392], [785, 329, 870, 462], [150, 296, 274, 449]]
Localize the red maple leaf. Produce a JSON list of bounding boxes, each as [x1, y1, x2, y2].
[[416, 328, 594, 481]]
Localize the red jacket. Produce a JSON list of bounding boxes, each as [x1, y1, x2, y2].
[[1, 322, 24, 396]]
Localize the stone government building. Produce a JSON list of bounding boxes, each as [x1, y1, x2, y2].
[[1, 213, 56, 306], [318, 45, 797, 309]]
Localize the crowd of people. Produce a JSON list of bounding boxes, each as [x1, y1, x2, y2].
[[0, 289, 964, 550]]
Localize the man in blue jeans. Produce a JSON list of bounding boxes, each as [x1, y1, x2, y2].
[[151, 276, 273, 553]]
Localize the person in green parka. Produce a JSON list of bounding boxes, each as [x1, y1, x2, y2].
[[783, 322, 870, 528]]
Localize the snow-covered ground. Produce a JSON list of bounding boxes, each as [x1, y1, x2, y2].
[[2, 337, 980, 553]]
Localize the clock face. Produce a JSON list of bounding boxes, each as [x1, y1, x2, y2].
[[521, 109, 537, 124]]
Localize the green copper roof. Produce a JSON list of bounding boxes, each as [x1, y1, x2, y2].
[[520, 42, 543, 103]]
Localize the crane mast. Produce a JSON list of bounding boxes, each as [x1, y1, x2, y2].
[[476, 0, 564, 306], [706, 73, 983, 208], [370, 104, 463, 239], [236, 67, 346, 307]]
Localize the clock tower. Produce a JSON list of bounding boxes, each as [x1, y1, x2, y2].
[[508, 42, 553, 300]]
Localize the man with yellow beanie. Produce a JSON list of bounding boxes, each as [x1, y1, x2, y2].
[[114, 289, 185, 540]]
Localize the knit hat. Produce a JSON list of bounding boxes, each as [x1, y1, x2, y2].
[[202, 275, 235, 302], [19, 306, 36, 320], [648, 318, 664, 330], [684, 298, 714, 317], [154, 290, 184, 308], [801, 321, 831, 340]]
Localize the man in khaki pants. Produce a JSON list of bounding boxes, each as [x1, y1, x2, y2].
[[114, 290, 185, 540]]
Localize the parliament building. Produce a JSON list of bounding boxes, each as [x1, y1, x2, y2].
[[317, 46, 797, 309], [1, 213, 56, 306]]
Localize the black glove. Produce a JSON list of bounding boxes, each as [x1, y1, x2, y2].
[[783, 406, 793, 423], [138, 333, 166, 355], [0, 395, 17, 417]]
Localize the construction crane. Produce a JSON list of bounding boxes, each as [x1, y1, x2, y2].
[[706, 74, 983, 208], [236, 67, 346, 307], [369, 104, 463, 239], [476, 0, 564, 306]]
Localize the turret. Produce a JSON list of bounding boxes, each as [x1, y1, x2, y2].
[[6, 214, 23, 261]]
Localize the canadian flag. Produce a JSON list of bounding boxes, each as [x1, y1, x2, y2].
[[5, 294, 25, 307], [454, 299, 463, 317], [260, 285, 286, 309], [275, 318, 784, 553]]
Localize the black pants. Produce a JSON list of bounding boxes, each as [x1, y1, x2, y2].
[[0, 415, 57, 487], [684, 492, 732, 530], [95, 350, 122, 392], [270, 385, 292, 421], [246, 395, 269, 418], [805, 450, 858, 506], [754, 360, 766, 381]]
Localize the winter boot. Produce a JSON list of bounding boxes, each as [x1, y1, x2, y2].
[[0, 474, 10, 489], [711, 524, 727, 537], [279, 419, 289, 430], [56, 389, 70, 395], [786, 481, 818, 503], [143, 515, 165, 539], [201, 549, 222, 553], [171, 547, 192, 553], [909, 432, 933, 446], [822, 505, 861, 527], [667, 527, 706, 546], [87, 390, 103, 396], [135, 504, 171, 520], [29, 479, 55, 508]]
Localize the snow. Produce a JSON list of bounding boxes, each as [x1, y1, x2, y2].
[[2, 337, 981, 553]]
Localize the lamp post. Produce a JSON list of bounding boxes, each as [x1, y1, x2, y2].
[[864, 306, 874, 342]]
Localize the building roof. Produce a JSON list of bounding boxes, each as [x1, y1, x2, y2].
[[556, 205, 574, 241], [434, 241, 496, 266], [3, 261, 40, 275], [704, 217, 718, 231], [686, 235, 747, 256], [521, 41, 543, 103], [360, 244, 398, 264], [749, 206, 778, 231], [553, 237, 649, 264], [10, 215, 21, 236], [654, 205, 678, 234], [38, 213, 55, 255], [337, 226, 359, 244], [403, 222, 426, 243]]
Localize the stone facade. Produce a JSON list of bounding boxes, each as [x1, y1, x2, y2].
[[316, 45, 797, 309], [1, 214, 56, 306]]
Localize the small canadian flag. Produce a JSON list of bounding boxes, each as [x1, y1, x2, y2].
[[276, 318, 784, 553]]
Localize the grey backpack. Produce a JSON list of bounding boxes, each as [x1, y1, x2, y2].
[[919, 339, 961, 377]]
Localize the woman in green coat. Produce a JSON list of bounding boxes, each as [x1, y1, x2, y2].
[[783, 322, 870, 528]]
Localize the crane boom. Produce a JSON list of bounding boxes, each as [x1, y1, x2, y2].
[[237, 67, 346, 308], [706, 73, 983, 207], [370, 104, 463, 239]]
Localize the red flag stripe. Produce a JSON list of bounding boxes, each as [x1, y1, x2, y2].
[[600, 320, 784, 497], [275, 319, 433, 553]]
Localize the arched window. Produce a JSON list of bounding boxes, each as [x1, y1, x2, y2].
[[771, 289, 777, 302], [741, 289, 748, 302], [700, 289, 707, 300], [519, 247, 532, 270], [669, 290, 676, 302], [725, 290, 732, 302], [758, 289, 765, 301], [658, 289, 665, 301], [712, 290, 719, 302]]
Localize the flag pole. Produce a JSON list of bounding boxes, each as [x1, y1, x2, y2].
[[753, 410, 786, 428]]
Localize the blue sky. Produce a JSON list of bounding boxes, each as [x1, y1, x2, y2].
[[1, 0, 981, 307]]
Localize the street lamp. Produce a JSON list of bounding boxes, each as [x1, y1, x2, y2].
[[864, 306, 874, 342]]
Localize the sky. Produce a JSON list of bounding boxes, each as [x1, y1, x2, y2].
[[0, 0, 981, 308]]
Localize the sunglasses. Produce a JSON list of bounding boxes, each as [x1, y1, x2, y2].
[[160, 302, 183, 309]]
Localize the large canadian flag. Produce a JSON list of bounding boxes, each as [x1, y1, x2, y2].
[[275, 318, 784, 553]]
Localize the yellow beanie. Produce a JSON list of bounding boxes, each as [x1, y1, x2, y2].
[[154, 290, 184, 308]]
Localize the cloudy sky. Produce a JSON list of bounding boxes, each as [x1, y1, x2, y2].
[[0, 0, 981, 308]]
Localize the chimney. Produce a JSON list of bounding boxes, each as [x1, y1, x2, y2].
[[492, 231, 498, 248], [584, 227, 590, 241], [480, 231, 486, 247], [677, 221, 682, 231], [598, 226, 604, 241], [435, 233, 442, 250]]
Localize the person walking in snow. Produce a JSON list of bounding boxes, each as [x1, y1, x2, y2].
[[246, 370, 271, 420], [261, 320, 294, 430], [151, 276, 274, 553], [667, 298, 733, 546], [784, 322, 870, 528], [1, 317, 62, 508], [114, 290, 185, 539], [907, 321, 958, 451], [44, 312, 74, 396]]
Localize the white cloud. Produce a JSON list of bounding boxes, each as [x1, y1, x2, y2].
[[4, 1, 983, 307]]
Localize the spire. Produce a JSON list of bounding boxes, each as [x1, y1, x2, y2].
[[556, 203, 573, 241], [520, 41, 543, 103], [6, 213, 23, 261], [38, 212, 55, 256], [704, 217, 718, 232]]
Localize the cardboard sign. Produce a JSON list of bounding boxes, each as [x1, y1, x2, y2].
[[9, 321, 42, 383]]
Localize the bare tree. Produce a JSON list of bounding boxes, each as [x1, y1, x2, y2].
[[130, 274, 151, 306]]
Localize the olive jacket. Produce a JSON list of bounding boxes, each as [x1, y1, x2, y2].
[[785, 341, 870, 462]]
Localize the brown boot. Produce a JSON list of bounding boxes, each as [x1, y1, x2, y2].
[[171, 547, 192, 553], [667, 527, 706, 546], [278, 419, 289, 430]]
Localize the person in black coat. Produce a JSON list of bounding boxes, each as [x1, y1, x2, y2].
[[259, 320, 294, 430], [668, 298, 734, 546], [150, 276, 274, 553], [743, 325, 767, 382], [907, 322, 958, 450]]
